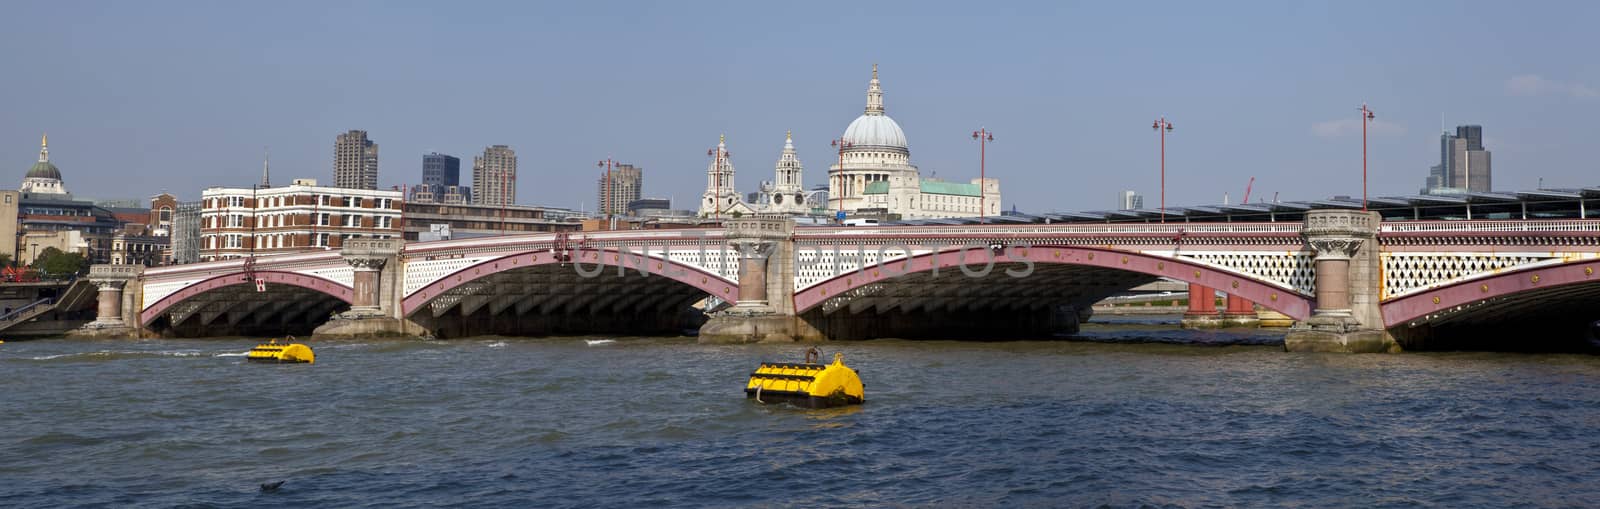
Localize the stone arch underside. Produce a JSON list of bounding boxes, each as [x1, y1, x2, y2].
[[401, 248, 737, 338], [139, 271, 354, 337]]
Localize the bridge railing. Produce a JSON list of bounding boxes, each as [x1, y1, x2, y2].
[[1380, 219, 1600, 234], [0, 297, 55, 331], [796, 222, 1305, 237]]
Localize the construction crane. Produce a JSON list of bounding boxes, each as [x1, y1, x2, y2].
[[1242, 177, 1255, 204]]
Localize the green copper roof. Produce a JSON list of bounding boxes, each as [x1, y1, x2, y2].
[[864, 181, 889, 194], [919, 180, 980, 197], [26, 161, 61, 180]]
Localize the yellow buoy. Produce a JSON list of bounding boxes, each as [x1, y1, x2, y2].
[[246, 337, 314, 364], [745, 349, 863, 408]]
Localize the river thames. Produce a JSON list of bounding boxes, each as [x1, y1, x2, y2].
[[2, 318, 1597, 508]]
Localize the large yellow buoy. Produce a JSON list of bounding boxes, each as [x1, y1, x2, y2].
[[746, 349, 863, 408], [246, 337, 314, 364]]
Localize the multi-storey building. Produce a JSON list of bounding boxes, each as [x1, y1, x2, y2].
[[169, 201, 202, 264], [149, 193, 178, 237], [472, 145, 517, 207], [401, 201, 582, 240], [199, 178, 402, 261], [334, 130, 380, 190], [598, 163, 643, 216]]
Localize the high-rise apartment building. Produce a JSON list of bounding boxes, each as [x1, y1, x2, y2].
[[598, 163, 643, 216], [1422, 125, 1492, 194], [334, 130, 380, 190], [1118, 190, 1144, 210], [472, 145, 517, 207]]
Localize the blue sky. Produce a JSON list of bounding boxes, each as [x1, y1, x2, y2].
[[2, 1, 1596, 212]]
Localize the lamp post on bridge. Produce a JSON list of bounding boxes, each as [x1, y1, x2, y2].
[[971, 127, 994, 224], [829, 137, 853, 223], [1358, 103, 1375, 211], [1151, 117, 1174, 223]]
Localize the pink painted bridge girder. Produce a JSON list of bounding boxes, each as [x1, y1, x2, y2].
[[400, 248, 739, 316], [1380, 258, 1600, 328], [791, 245, 1313, 319], [139, 270, 355, 326]]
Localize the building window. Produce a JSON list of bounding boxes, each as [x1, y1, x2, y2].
[[343, 196, 359, 208], [343, 214, 361, 227], [318, 213, 330, 226]]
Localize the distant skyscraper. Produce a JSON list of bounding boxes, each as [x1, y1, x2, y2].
[[1422, 125, 1492, 194], [1118, 190, 1144, 210], [473, 145, 517, 207], [417, 152, 463, 203], [598, 163, 643, 216], [423, 152, 461, 188], [334, 130, 379, 190]]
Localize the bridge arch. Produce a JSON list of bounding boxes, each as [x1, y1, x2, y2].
[[1381, 258, 1600, 328], [792, 245, 1313, 319], [400, 247, 738, 316], [139, 270, 355, 326]]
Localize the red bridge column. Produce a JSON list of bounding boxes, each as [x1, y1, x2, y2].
[[1222, 294, 1260, 328], [1180, 283, 1222, 329]]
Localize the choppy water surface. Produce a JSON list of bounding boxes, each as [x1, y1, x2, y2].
[[2, 319, 1598, 507]]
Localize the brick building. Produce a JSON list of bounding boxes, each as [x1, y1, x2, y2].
[[199, 178, 402, 261]]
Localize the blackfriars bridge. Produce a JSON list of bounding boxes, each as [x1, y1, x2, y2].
[[74, 209, 1600, 352]]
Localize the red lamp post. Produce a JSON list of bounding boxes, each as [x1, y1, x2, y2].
[[1358, 103, 1375, 211], [1151, 117, 1174, 223], [830, 137, 853, 222], [971, 128, 994, 224]]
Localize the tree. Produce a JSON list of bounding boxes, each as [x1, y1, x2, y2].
[[33, 247, 87, 277], [0, 253, 12, 268]]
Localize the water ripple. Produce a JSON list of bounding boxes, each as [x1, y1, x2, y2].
[[0, 336, 1597, 507]]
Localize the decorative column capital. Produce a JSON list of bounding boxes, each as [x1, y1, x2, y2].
[[730, 239, 774, 259], [345, 257, 388, 272], [1307, 238, 1363, 261]]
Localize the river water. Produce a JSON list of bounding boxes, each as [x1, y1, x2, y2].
[[2, 318, 1598, 508]]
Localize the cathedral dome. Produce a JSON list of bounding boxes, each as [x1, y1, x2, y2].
[[26, 160, 61, 180], [840, 65, 909, 153], [843, 114, 908, 151]]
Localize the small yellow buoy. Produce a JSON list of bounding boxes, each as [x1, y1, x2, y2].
[[246, 336, 314, 364], [745, 349, 863, 408]]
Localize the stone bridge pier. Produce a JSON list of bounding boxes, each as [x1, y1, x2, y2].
[[311, 238, 425, 338], [1284, 209, 1399, 353], [69, 264, 144, 338], [698, 217, 821, 343]]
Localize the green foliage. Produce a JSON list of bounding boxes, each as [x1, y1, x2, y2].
[[0, 253, 12, 268], [731, 210, 744, 218], [32, 247, 87, 277]]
